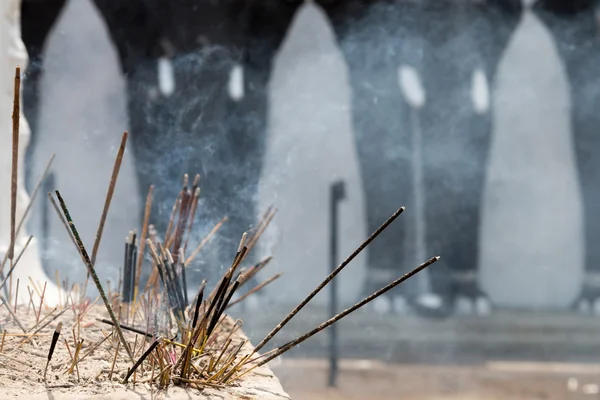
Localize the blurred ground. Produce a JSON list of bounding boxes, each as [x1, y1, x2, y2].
[[235, 306, 600, 398], [273, 359, 600, 400]]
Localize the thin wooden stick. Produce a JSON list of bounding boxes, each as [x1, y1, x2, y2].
[[0, 235, 33, 295], [14, 154, 55, 240], [13, 278, 19, 313], [134, 185, 153, 298], [83, 131, 128, 300], [109, 339, 121, 380], [184, 216, 227, 267], [54, 190, 134, 363], [18, 307, 68, 348], [36, 281, 47, 322], [55, 270, 62, 309], [29, 306, 56, 332], [91, 131, 128, 265], [28, 277, 42, 298], [8, 262, 13, 304], [78, 331, 113, 363], [244, 206, 276, 256], [167, 175, 191, 255], [64, 339, 73, 366], [69, 339, 83, 380], [164, 195, 182, 245], [0, 164, 51, 273], [8, 67, 20, 261], [26, 286, 34, 314], [183, 179, 201, 253], [0, 294, 27, 334], [0, 330, 6, 353], [253, 206, 406, 354]]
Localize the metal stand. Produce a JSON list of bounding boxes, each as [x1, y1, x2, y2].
[[328, 180, 345, 388]]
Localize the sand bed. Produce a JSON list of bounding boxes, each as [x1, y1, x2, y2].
[[0, 304, 290, 399]]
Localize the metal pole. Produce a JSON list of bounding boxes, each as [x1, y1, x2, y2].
[[410, 108, 430, 294], [328, 180, 345, 388]]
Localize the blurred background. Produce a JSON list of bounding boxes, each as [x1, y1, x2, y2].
[[16, 0, 600, 398]]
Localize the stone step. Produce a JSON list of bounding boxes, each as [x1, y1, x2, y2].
[[233, 306, 600, 364]]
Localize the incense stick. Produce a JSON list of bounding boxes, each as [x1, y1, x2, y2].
[[233, 256, 440, 384], [8, 67, 20, 261], [253, 206, 406, 353], [124, 339, 160, 383], [44, 321, 63, 380], [134, 185, 153, 298], [53, 190, 134, 363], [84, 131, 128, 300]]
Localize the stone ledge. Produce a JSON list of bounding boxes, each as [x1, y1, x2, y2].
[[236, 305, 600, 364], [0, 307, 291, 400]]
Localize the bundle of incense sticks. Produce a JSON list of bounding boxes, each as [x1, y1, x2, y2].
[[144, 174, 201, 295], [121, 230, 137, 305], [147, 241, 187, 322]]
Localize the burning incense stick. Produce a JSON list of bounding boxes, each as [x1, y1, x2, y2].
[[124, 339, 161, 383], [122, 231, 137, 305], [53, 190, 134, 363], [253, 206, 406, 354], [44, 321, 63, 380], [231, 256, 440, 384]]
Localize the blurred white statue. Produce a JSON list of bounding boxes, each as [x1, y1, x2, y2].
[[0, 0, 61, 306], [479, 1, 584, 309]]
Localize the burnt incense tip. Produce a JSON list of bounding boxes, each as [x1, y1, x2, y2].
[[237, 233, 248, 253], [193, 174, 200, 187], [166, 250, 174, 265], [183, 174, 189, 188]]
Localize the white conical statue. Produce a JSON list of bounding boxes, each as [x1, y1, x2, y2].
[[479, 3, 584, 308], [26, 0, 140, 302], [257, 3, 367, 306], [0, 0, 62, 306]]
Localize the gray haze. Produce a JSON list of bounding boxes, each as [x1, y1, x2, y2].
[[27, 0, 583, 308]]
